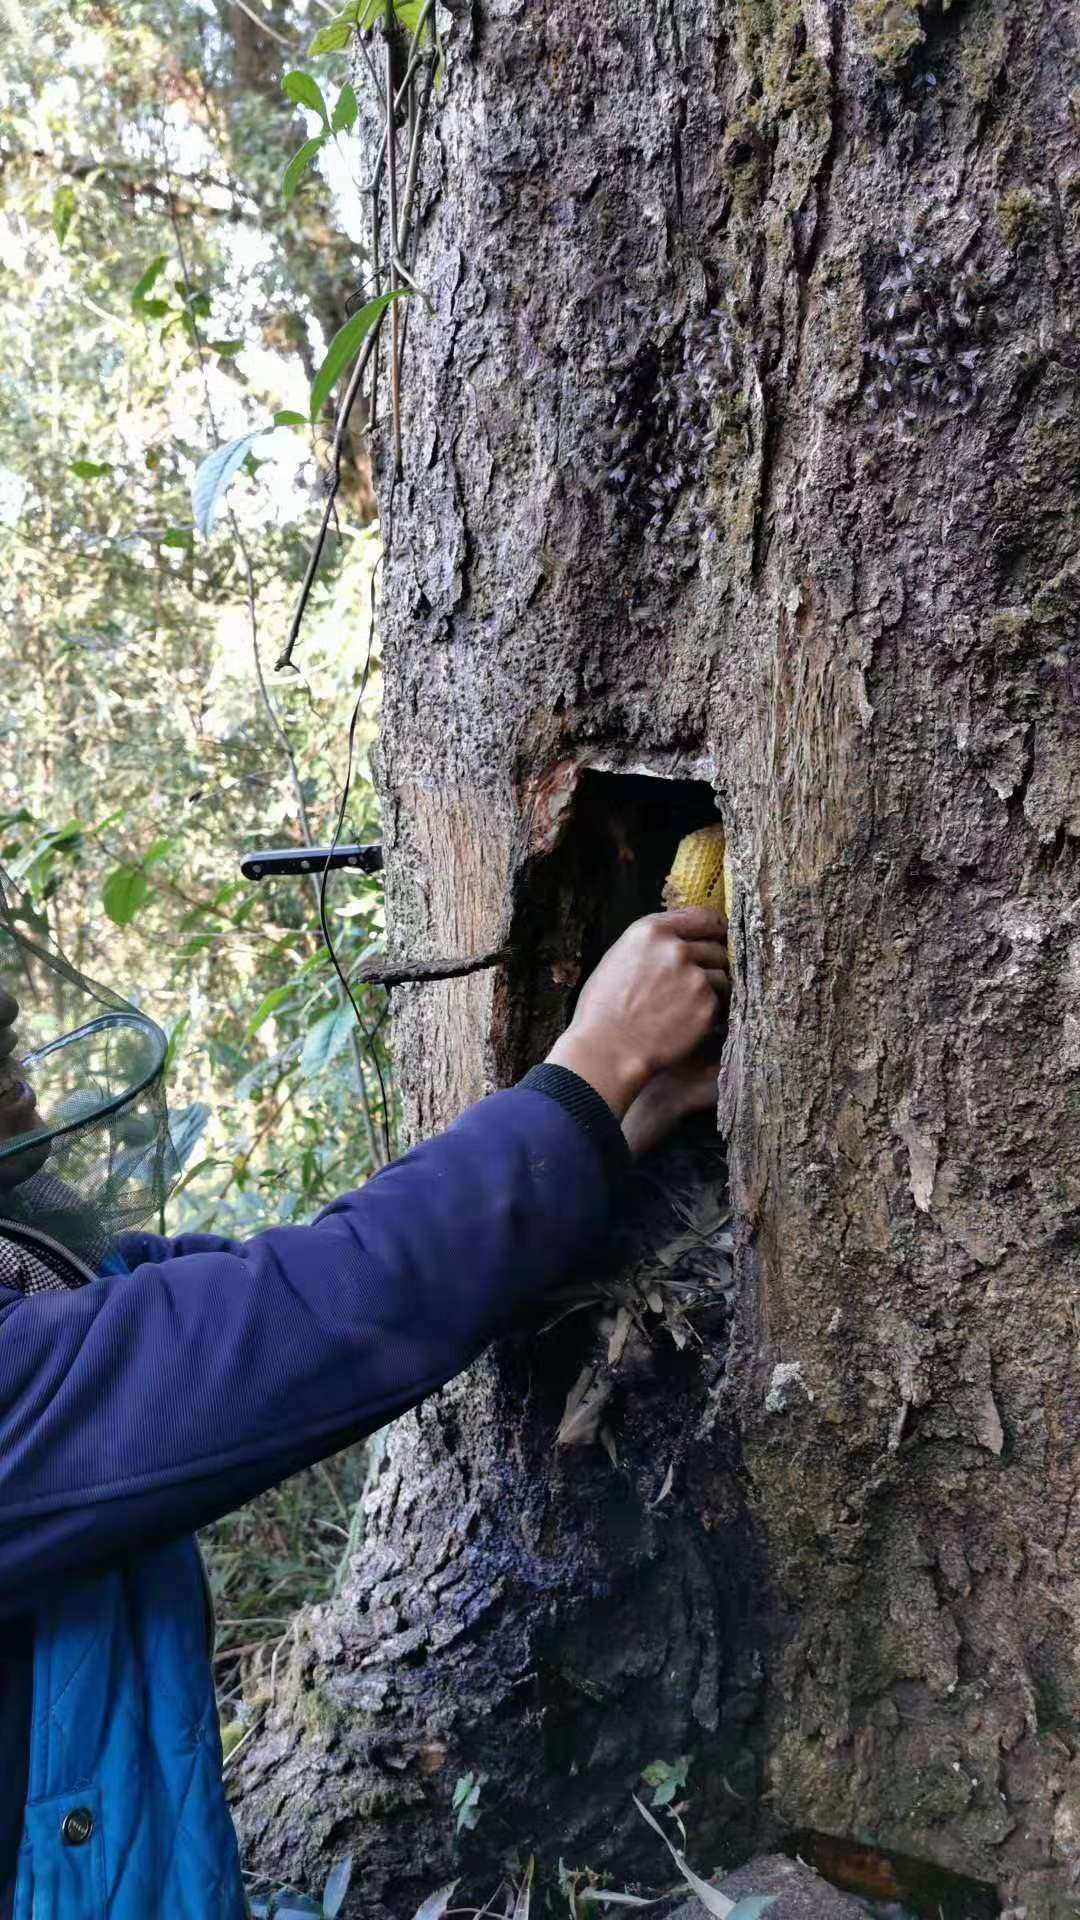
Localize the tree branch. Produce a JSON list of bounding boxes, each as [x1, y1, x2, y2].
[[229, 0, 297, 51], [354, 948, 510, 989]]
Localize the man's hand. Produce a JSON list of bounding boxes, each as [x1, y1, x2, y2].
[[621, 1048, 721, 1156], [545, 908, 728, 1121]]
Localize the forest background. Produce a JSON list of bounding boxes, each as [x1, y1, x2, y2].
[[0, 0, 387, 1712]]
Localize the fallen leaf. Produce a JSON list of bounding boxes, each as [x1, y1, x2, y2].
[[632, 1794, 764, 1918], [411, 1884, 459, 1920], [649, 1462, 675, 1508], [608, 1305, 633, 1366], [557, 1367, 613, 1448]]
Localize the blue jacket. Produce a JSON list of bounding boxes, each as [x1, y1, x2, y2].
[[0, 1070, 625, 1918]]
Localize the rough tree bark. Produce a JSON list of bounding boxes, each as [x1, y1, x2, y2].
[[232, 1, 1080, 1913]]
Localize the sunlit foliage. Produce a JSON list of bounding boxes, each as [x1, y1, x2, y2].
[[0, 0, 392, 1240]]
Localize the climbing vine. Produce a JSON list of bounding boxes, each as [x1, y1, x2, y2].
[[192, 0, 445, 671]]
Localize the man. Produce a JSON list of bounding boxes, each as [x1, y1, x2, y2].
[[0, 902, 728, 1919]]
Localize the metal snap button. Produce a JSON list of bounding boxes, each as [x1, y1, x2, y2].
[[61, 1807, 94, 1847]]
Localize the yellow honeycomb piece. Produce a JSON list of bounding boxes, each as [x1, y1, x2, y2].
[[663, 823, 730, 917]]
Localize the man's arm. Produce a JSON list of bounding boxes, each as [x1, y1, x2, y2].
[[0, 1079, 620, 1613], [0, 908, 727, 1614]]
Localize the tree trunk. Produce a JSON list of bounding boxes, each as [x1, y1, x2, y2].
[[231, 2, 1080, 1913]]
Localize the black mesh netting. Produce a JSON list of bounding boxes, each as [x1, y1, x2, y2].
[[0, 868, 177, 1264]]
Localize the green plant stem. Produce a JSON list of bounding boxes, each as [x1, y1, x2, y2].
[[396, 45, 436, 257], [384, 18, 403, 478], [364, 0, 436, 192], [275, 318, 384, 670]]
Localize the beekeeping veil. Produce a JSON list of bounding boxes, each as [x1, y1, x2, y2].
[[0, 867, 175, 1266]]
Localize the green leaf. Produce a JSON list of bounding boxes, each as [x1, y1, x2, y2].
[[131, 254, 168, 305], [170, 1155, 232, 1198], [300, 1003, 355, 1080], [191, 428, 269, 539], [641, 1756, 690, 1807], [161, 528, 194, 549], [9, 819, 84, 891], [210, 338, 243, 356], [53, 821, 83, 847], [69, 460, 110, 480], [282, 69, 330, 124], [102, 866, 150, 926], [233, 1058, 275, 1102], [282, 134, 328, 204], [394, 0, 433, 38], [88, 806, 124, 837], [322, 1853, 354, 1919], [247, 983, 296, 1036], [309, 290, 409, 422], [273, 409, 307, 427], [138, 299, 170, 320], [307, 17, 352, 54], [332, 82, 358, 131], [52, 185, 76, 247], [451, 1770, 485, 1834], [209, 1038, 247, 1078], [144, 837, 173, 866], [163, 1013, 189, 1074], [640, 1763, 671, 1788], [169, 1102, 210, 1167], [293, 946, 334, 980]]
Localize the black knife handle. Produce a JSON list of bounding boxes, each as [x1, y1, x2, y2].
[[240, 844, 384, 882]]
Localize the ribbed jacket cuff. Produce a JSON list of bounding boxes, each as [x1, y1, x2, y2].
[[518, 1063, 632, 1185]]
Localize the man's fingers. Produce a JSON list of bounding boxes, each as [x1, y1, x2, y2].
[[682, 1063, 722, 1109], [681, 939, 729, 971], [662, 907, 728, 940]]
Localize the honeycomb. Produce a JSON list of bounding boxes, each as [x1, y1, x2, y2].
[[662, 823, 730, 917]]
